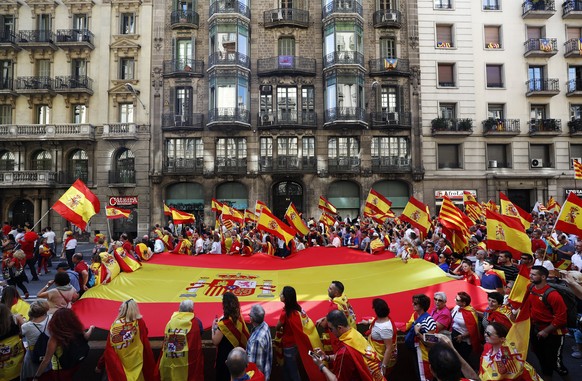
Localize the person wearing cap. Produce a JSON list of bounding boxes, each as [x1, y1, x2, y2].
[[56, 262, 80, 293]]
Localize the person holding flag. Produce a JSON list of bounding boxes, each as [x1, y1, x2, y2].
[[317, 281, 358, 355]]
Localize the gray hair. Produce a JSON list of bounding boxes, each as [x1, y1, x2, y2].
[[226, 347, 248, 377], [179, 300, 194, 312], [434, 291, 447, 302], [249, 304, 265, 324]]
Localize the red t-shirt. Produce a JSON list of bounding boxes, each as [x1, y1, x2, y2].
[[278, 310, 297, 348], [531, 238, 546, 253], [424, 251, 439, 265], [332, 344, 360, 381], [525, 283, 567, 333], [74, 260, 89, 276]]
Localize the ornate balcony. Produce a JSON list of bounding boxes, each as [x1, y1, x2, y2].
[[108, 170, 136, 186], [562, 0, 582, 18], [170, 10, 200, 29], [0, 124, 95, 141], [164, 158, 204, 175], [431, 118, 473, 136], [162, 113, 205, 131], [209, 0, 250, 19], [215, 158, 247, 175], [55, 29, 95, 50], [322, 0, 363, 18], [323, 51, 364, 69], [0, 171, 57, 188], [257, 111, 317, 128], [102, 123, 138, 140], [371, 157, 411, 173], [528, 118, 562, 136], [263, 8, 309, 28], [163, 59, 204, 77], [482, 119, 521, 136], [369, 111, 411, 129], [18, 30, 57, 50], [257, 56, 316, 76], [372, 10, 402, 28], [324, 107, 367, 128], [0, 78, 17, 96], [0, 31, 22, 52], [525, 79, 560, 96], [207, 108, 250, 129], [15, 77, 55, 94], [368, 58, 410, 76], [522, 0, 555, 19], [568, 118, 582, 135], [524, 38, 558, 57], [208, 51, 250, 69], [54, 76, 94, 95], [564, 38, 582, 57], [328, 157, 360, 174], [259, 156, 313, 173]]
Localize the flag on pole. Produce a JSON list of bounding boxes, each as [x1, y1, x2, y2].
[[499, 192, 533, 230], [463, 191, 482, 222], [363, 189, 392, 217], [486, 209, 532, 259], [285, 203, 309, 236], [554, 192, 582, 237], [438, 196, 473, 252], [221, 205, 244, 225], [211, 198, 223, 213], [507, 264, 531, 309], [257, 208, 296, 244], [171, 208, 195, 225], [106, 206, 131, 220], [574, 159, 582, 179], [547, 196, 560, 214], [244, 209, 258, 224], [483, 199, 500, 213], [52, 179, 100, 231], [319, 212, 335, 227], [318, 196, 337, 215], [163, 203, 172, 216], [255, 200, 269, 216], [400, 196, 431, 238]]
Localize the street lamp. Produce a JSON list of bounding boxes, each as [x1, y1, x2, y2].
[[125, 83, 147, 111]]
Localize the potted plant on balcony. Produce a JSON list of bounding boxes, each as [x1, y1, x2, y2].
[[457, 118, 473, 131], [568, 118, 582, 134], [483, 117, 500, 132], [541, 118, 558, 132], [431, 117, 448, 132]]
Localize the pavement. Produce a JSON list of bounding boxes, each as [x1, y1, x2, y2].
[[6, 242, 582, 380]]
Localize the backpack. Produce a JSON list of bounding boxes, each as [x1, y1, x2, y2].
[[58, 335, 90, 369], [529, 281, 579, 328], [86, 265, 95, 288], [32, 321, 49, 364]]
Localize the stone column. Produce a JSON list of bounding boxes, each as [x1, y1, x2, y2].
[[33, 196, 40, 227], [41, 197, 49, 228]]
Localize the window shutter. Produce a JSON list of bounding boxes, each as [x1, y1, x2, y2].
[[484, 26, 499, 44], [527, 27, 541, 39], [436, 25, 452, 44], [169, 87, 176, 114], [438, 64, 453, 84], [567, 27, 581, 40], [486, 65, 501, 86]]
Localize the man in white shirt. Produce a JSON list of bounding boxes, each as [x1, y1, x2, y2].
[[42, 227, 56, 254], [194, 233, 205, 255], [572, 241, 582, 271]]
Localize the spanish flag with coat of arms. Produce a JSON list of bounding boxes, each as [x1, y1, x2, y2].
[[400, 196, 431, 238], [52, 179, 100, 231], [554, 191, 582, 237], [106, 205, 131, 220], [258, 207, 296, 244], [486, 209, 532, 259]]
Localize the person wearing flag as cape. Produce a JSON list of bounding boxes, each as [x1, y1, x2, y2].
[[317, 281, 358, 355], [312, 309, 386, 381], [363, 298, 397, 377], [405, 294, 437, 381], [111, 240, 141, 273], [450, 292, 482, 368], [156, 300, 204, 381]]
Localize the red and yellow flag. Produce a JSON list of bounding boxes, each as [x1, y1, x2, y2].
[[438, 196, 472, 252], [222, 204, 244, 225], [483, 199, 500, 213], [499, 192, 533, 230], [575, 159, 582, 180], [52, 179, 100, 231], [319, 212, 335, 227], [463, 191, 482, 222], [244, 209, 258, 224], [507, 264, 531, 309], [364, 189, 392, 216], [211, 198, 223, 213], [547, 196, 560, 214], [106, 206, 131, 220], [400, 196, 431, 238], [257, 207, 296, 244], [285, 202, 309, 236], [486, 209, 532, 259], [318, 196, 337, 215], [171, 208, 195, 225], [554, 191, 582, 237], [255, 200, 269, 216], [163, 202, 172, 216]]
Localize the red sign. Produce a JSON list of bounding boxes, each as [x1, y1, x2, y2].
[[109, 196, 138, 206]]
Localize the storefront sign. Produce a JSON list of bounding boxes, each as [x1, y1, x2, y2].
[[109, 196, 139, 206], [434, 190, 476, 200], [565, 189, 582, 197]]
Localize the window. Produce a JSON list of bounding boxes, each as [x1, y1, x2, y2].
[[570, 104, 582, 120], [32, 150, 52, 170], [371, 137, 410, 167], [208, 71, 249, 117], [488, 104, 504, 119], [323, 21, 363, 66], [277, 137, 299, 170], [174, 86, 193, 117], [0, 60, 12, 90], [175, 38, 193, 62], [379, 37, 396, 58], [119, 103, 134, 123], [73, 14, 87, 31], [439, 103, 456, 119], [301, 87, 315, 123], [486, 64, 503, 88], [530, 144, 552, 168], [302, 136, 315, 169], [73, 105, 87, 123], [325, 72, 365, 115], [37, 14, 51, 41], [571, 144, 582, 167], [438, 144, 461, 169], [530, 104, 546, 120], [526, 26, 542, 40], [0, 150, 15, 171], [72, 59, 87, 78], [260, 85, 273, 117], [37, 105, 50, 124], [434, 0, 452, 9], [0, 105, 11, 124], [209, 21, 249, 63], [436, 25, 453, 48], [277, 87, 297, 123], [121, 13, 135, 34], [1, 15, 15, 37], [69, 149, 88, 183], [165, 138, 203, 170], [328, 137, 360, 170], [278, 37, 295, 56], [484, 26, 501, 49], [381, 86, 398, 113], [120, 58, 134, 80], [216, 138, 247, 170], [378, 0, 395, 11], [528, 66, 544, 92], [567, 27, 582, 40], [437, 63, 455, 87], [36, 59, 51, 77], [568, 66, 582, 93], [114, 149, 135, 183], [482, 0, 499, 11], [487, 144, 510, 168], [259, 137, 273, 171]]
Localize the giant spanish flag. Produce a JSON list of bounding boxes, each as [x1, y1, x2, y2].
[[486, 209, 532, 259], [52, 179, 100, 231], [285, 202, 309, 236], [554, 191, 582, 237], [73, 248, 488, 336], [499, 192, 533, 230], [400, 196, 431, 238], [257, 207, 296, 244]]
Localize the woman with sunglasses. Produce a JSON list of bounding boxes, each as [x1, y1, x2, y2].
[[404, 294, 437, 381], [479, 322, 542, 381], [451, 292, 481, 367], [430, 292, 452, 333]]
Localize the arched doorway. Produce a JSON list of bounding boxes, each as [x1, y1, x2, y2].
[[272, 181, 303, 220], [372, 180, 410, 212], [166, 182, 205, 227], [328, 181, 360, 221], [216, 182, 248, 209], [10, 199, 34, 227]]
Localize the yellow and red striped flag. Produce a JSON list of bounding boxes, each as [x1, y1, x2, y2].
[[52, 179, 100, 231], [257, 207, 296, 244], [221, 204, 244, 225], [171, 208, 195, 224], [554, 191, 582, 237], [244, 209, 258, 224], [211, 198, 223, 213], [318, 196, 337, 215], [499, 192, 533, 230], [575, 159, 582, 179], [105, 206, 131, 220], [363, 189, 392, 217], [483, 199, 500, 213], [400, 196, 431, 238], [547, 196, 560, 214], [285, 202, 309, 236], [319, 212, 335, 227], [163, 202, 172, 216], [486, 209, 532, 259], [366, 211, 395, 224], [438, 196, 473, 252], [463, 191, 482, 222]]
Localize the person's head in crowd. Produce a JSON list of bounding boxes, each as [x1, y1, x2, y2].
[[249, 304, 265, 326], [326, 309, 349, 337], [484, 322, 509, 346], [487, 292, 504, 311], [530, 265, 549, 286], [559, 234, 569, 245], [28, 299, 50, 320], [520, 253, 533, 266], [475, 249, 486, 260], [433, 292, 447, 310], [532, 229, 542, 239], [428, 342, 463, 381], [372, 298, 390, 318], [425, 241, 435, 252], [504, 280, 514, 295], [412, 294, 431, 313], [48, 308, 85, 347], [455, 291, 471, 308], [328, 280, 345, 298], [0, 304, 14, 336], [1, 285, 22, 308], [482, 257, 496, 271], [281, 285, 301, 317], [117, 299, 142, 321], [54, 271, 71, 287], [179, 299, 194, 313], [226, 347, 248, 378], [460, 259, 473, 274], [222, 292, 241, 321], [56, 262, 70, 273]]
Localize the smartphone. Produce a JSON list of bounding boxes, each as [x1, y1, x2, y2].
[[423, 333, 439, 343], [308, 350, 315, 357]]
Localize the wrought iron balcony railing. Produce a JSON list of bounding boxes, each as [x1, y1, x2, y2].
[[56, 29, 94, 46], [257, 111, 317, 127], [323, 51, 364, 68], [324, 107, 366, 123], [257, 56, 316, 76], [525, 78, 560, 94], [208, 108, 250, 124], [368, 58, 410, 76], [209, 0, 250, 18], [372, 10, 402, 28], [322, 0, 363, 18], [524, 38, 558, 55], [482, 118, 521, 134], [163, 59, 205, 76], [263, 8, 309, 28], [108, 170, 136, 184], [529, 118, 561, 133], [15, 77, 55, 91], [54, 76, 94, 92], [369, 111, 411, 128], [431, 118, 473, 134], [162, 113, 204, 130], [208, 51, 250, 69], [0, 31, 18, 44], [522, 0, 555, 15], [18, 30, 56, 43], [563, 0, 582, 15], [170, 10, 200, 28]]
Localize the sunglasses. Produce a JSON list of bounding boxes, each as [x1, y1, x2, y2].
[[484, 331, 496, 337], [434, 298, 444, 303]]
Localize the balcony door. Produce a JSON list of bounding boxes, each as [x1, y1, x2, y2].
[[11, 200, 34, 228], [277, 87, 297, 122], [175, 86, 193, 122], [528, 66, 544, 91], [380, 37, 396, 59], [569, 65, 582, 92]]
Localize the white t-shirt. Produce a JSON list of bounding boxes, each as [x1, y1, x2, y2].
[[371, 319, 394, 341], [534, 258, 555, 271], [195, 238, 204, 254], [42, 231, 56, 244], [21, 316, 51, 346], [451, 306, 471, 344], [210, 241, 222, 254]]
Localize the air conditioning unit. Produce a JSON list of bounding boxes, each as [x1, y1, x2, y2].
[[571, 157, 582, 168], [261, 113, 274, 125], [387, 112, 399, 123], [531, 158, 543, 168], [383, 12, 397, 22], [271, 11, 283, 22], [488, 160, 498, 168]]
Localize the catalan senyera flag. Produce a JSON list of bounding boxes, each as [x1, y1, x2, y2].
[[222, 204, 244, 225], [171, 208, 195, 225], [244, 209, 258, 224], [285, 202, 309, 236], [554, 191, 582, 237], [163, 202, 172, 216], [318, 196, 337, 215], [574, 159, 582, 180], [400, 196, 431, 238], [211, 198, 223, 213], [486, 209, 532, 259], [507, 264, 531, 310], [366, 211, 395, 224], [463, 191, 482, 222], [105, 206, 131, 220], [547, 196, 561, 214], [319, 212, 336, 227], [72, 248, 488, 337], [364, 189, 392, 216], [257, 207, 296, 244], [438, 196, 473, 252], [52, 179, 100, 231], [499, 192, 533, 230]]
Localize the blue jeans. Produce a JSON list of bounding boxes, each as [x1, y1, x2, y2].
[[283, 346, 301, 381]]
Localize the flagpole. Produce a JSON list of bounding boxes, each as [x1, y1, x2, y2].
[[31, 208, 52, 230], [106, 217, 113, 242], [551, 192, 569, 232]]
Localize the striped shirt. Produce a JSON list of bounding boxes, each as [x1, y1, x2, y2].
[[247, 321, 272, 380]]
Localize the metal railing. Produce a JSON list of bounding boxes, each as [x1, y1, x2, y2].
[[324, 107, 366, 123], [524, 38, 557, 54], [0, 31, 18, 44], [526, 78, 560, 93], [322, 0, 363, 18], [369, 111, 411, 128], [482, 119, 521, 133], [568, 119, 582, 134], [371, 157, 411, 170], [257, 56, 316, 75], [208, 108, 250, 124], [529, 118, 561, 133], [328, 157, 360, 173], [372, 10, 402, 27], [263, 8, 309, 27], [54, 76, 93, 91], [18, 30, 55, 43], [0, 79, 14, 91], [164, 158, 204, 174], [170, 10, 200, 27], [56, 29, 94, 45], [368, 58, 409, 75], [431, 118, 473, 133], [434, 1, 453, 9], [163, 59, 205, 76], [257, 111, 317, 126], [522, 0, 555, 14], [162, 113, 204, 129], [209, 0, 250, 18], [563, 0, 582, 14], [564, 38, 582, 55], [108, 170, 136, 184], [323, 51, 364, 68], [215, 158, 247, 174], [15, 77, 55, 90], [567, 79, 582, 93], [208, 51, 250, 69]]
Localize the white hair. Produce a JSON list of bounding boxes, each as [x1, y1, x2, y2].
[[179, 299, 194, 312], [434, 291, 447, 302]]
